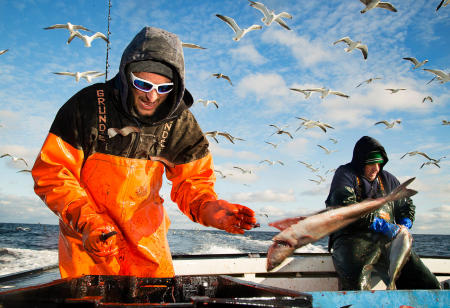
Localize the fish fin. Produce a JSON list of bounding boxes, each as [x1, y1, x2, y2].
[[269, 216, 306, 231]]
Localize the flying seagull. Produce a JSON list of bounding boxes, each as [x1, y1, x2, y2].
[[269, 124, 293, 139], [421, 157, 446, 169], [205, 131, 245, 144], [259, 159, 284, 166], [436, 0, 449, 11], [181, 42, 206, 49], [333, 37, 368, 60], [53, 71, 104, 83], [443, 120, 450, 125], [248, 1, 293, 30], [265, 141, 278, 148], [214, 169, 227, 179], [329, 138, 338, 144], [317, 144, 337, 155], [385, 88, 406, 94], [69, 31, 109, 47], [403, 57, 428, 69], [290, 88, 312, 99], [423, 69, 450, 84], [356, 77, 382, 88], [0, 49, 9, 56], [359, 0, 397, 14], [44, 22, 91, 32], [296, 117, 334, 133], [233, 166, 252, 174], [212, 73, 233, 86], [0, 154, 29, 167], [298, 161, 319, 173], [197, 99, 219, 108], [400, 151, 433, 161], [374, 119, 401, 128], [216, 14, 262, 41], [422, 96, 433, 103], [303, 87, 349, 99]]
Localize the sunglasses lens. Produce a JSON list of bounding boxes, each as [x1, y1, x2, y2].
[[157, 84, 174, 94], [133, 79, 153, 92]]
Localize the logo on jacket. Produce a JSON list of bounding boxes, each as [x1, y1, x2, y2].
[[97, 89, 107, 141], [159, 122, 173, 149]]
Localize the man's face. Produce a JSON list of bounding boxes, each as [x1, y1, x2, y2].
[[131, 72, 172, 117], [364, 163, 380, 181]]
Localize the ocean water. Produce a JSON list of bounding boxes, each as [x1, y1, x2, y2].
[[0, 222, 449, 277]]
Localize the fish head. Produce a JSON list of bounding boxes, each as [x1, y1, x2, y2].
[[266, 240, 296, 271]]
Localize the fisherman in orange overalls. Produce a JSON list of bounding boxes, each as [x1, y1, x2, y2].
[[31, 26, 257, 278]]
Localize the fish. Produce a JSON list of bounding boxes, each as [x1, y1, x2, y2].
[[387, 226, 412, 290], [266, 177, 417, 271]]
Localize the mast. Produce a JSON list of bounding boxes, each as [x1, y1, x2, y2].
[[105, 0, 112, 81]]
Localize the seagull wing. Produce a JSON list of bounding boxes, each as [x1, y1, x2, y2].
[[417, 152, 433, 161], [248, 1, 271, 18], [436, 0, 445, 11], [223, 75, 233, 86], [318, 144, 329, 153], [92, 32, 109, 42], [330, 91, 349, 98], [283, 131, 294, 139], [216, 14, 240, 34], [304, 88, 325, 93], [218, 132, 235, 144], [44, 24, 68, 30], [403, 57, 419, 65], [275, 18, 291, 30], [277, 160, 284, 165], [53, 72, 75, 77], [357, 44, 368, 59], [423, 69, 448, 79], [375, 120, 389, 126], [377, 2, 398, 12], [333, 37, 352, 46]]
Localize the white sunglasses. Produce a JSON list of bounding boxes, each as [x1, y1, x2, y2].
[[130, 72, 174, 94]]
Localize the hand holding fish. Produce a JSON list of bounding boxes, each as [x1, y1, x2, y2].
[[198, 200, 257, 234], [266, 177, 417, 271]]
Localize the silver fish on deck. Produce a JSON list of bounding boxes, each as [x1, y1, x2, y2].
[[266, 177, 417, 271], [387, 226, 412, 289]]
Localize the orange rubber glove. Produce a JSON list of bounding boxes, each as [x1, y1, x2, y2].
[[82, 215, 119, 257], [198, 200, 257, 234]]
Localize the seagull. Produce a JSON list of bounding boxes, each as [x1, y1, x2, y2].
[[443, 120, 450, 125], [422, 96, 433, 103], [181, 42, 206, 49], [423, 69, 450, 84], [205, 131, 245, 144], [309, 174, 326, 185], [0, 154, 28, 167], [400, 151, 433, 161], [269, 124, 293, 139], [403, 57, 428, 69], [436, 0, 450, 11], [356, 77, 382, 88], [212, 73, 233, 86], [296, 117, 334, 133], [216, 14, 262, 41], [290, 88, 312, 99], [333, 37, 368, 60], [329, 138, 338, 144], [317, 144, 337, 155], [248, 1, 293, 30], [259, 159, 284, 166], [0, 49, 9, 56], [214, 169, 227, 178], [421, 156, 446, 169], [233, 166, 252, 174], [69, 31, 109, 47], [44, 22, 91, 32], [53, 71, 103, 83], [303, 87, 350, 99], [265, 141, 278, 148], [385, 88, 406, 94], [197, 99, 219, 108], [359, 0, 397, 14], [298, 161, 319, 172], [374, 119, 401, 128]]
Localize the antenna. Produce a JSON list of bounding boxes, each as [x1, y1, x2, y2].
[[105, 0, 112, 81]]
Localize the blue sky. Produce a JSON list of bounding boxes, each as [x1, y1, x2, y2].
[[0, 0, 449, 234]]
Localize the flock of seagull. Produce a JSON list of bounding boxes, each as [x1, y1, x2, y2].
[[0, 0, 448, 185]]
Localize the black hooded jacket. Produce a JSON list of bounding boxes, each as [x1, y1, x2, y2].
[[325, 136, 415, 249]]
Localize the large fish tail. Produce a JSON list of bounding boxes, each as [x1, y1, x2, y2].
[[385, 177, 417, 202]]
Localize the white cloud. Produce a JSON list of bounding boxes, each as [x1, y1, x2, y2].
[[230, 44, 268, 65], [230, 189, 296, 203]]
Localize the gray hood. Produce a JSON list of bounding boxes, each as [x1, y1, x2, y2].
[[116, 26, 193, 125]]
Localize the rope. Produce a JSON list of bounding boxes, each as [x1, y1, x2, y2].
[[105, 0, 112, 81]]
